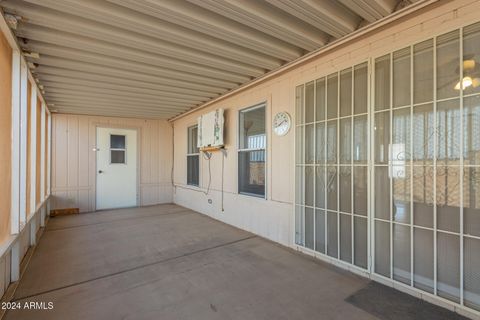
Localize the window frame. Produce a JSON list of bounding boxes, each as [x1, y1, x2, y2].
[[109, 134, 127, 165], [187, 125, 200, 187], [237, 102, 267, 199]]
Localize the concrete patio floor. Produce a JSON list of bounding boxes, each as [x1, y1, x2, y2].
[[5, 204, 467, 320]]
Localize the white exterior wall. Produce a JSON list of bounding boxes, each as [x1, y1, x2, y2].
[[172, 0, 480, 247], [51, 114, 173, 212]]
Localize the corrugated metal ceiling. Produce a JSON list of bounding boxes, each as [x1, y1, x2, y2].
[[1, 0, 411, 119]]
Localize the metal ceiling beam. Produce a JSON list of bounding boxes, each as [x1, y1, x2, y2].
[[47, 102, 187, 117], [187, 0, 329, 51], [21, 39, 252, 83], [33, 55, 236, 92], [338, 0, 398, 22], [52, 106, 176, 119], [34, 58, 228, 94], [36, 75, 213, 100], [21, 40, 248, 85], [107, 0, 303, 61], [34, 68, 217, 98], [43, 88, 200, 108], [1, 0, 280, 72], [21, 0, 285, 69], [44, 93, 190, 109], [15, 24, 264, 77], [47, 100, 184, 112], [265, 0, 361, 38]]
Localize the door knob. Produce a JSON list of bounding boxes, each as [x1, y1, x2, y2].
[[98, 170, 104, 174]]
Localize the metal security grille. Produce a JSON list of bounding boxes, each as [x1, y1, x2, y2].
[[295, 61, 369, 270], [295, 21, 480, 314]]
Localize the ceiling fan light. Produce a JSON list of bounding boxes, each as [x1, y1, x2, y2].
[[463, 59, 476, 70], [472, 78, 480, 88], [454, 76, 473, 90]]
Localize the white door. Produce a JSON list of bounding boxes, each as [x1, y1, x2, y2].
[[96, 127, 137, 210]]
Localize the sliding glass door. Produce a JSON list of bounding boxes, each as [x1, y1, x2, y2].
[[373, 22, 480, 309], [295, 21, 480, 312]]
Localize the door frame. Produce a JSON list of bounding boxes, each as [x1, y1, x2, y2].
[[94, 124, 141, 211]]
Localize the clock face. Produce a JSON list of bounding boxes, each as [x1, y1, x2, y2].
[[273, 112, 291, 136]]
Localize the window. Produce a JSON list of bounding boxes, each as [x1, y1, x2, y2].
[[238, 104, 266, 197], [187, 125, 199, 186], [110, 134, 126, 164]]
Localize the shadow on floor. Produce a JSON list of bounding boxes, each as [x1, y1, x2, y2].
[[346, 281, 468, 320]]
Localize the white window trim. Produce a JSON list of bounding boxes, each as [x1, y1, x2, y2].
[[237, 103, 267, 199], [187, 125, 200, 187]]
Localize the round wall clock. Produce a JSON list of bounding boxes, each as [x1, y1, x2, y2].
[[272, 111, 291, 136]]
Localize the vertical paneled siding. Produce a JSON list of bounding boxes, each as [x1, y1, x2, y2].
[[51, 114, 173, 212]]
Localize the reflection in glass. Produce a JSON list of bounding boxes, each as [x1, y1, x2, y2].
[[316, 79, 326, 121], [315, 209, 326, 254], [464, 95, 480, 166], [354, 167, 368, 216], [392, 165, 410, 223], [375, 54, 390, 110], [305, 166, 314, 207], [295, 126, 304, 165], [413, 166, 434, 228], [305, 81, 315, 123], [327, 74, 338, 119], [340, 118, 351, 164], [437, 99, 461, 165], [392, 107, 411, 162], [354, 217, 368, 268], [339, 167, 351, 213], [437, 233, 460, 303], [414, 39, 433, 104], [110, 134, 125, 149], [316, 122, 325, 164], [305, 208, 315, 250], [393, 224, 411, 284], [464, 167, 480, 237], [414, 227, 434, 293], [316, 166, 326, 209], [375, 111, 390, 164], [327, 166, 337, 210], [354, 115, 367, 163], [340, 68, 352, 117], [340, 213, 352, 263], [375, 220, 391, 277], [413, 104, 434, 162], [465, 237, 480, 310], [436, 166, 460, 233], [327, 211, 338, 258], [305, 124, 315, 164], [354, 63, 368, 114], [437, 30, 460, 100], [463, 22, 480, 95], [327, 121, 337, 164], [295, 206, 304, 245], [375, 166, 390, 220], [393, 47, 411, 107], [295, 166, 304, 205]]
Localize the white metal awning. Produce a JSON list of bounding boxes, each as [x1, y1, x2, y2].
[[1, 0, 416, 119]]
